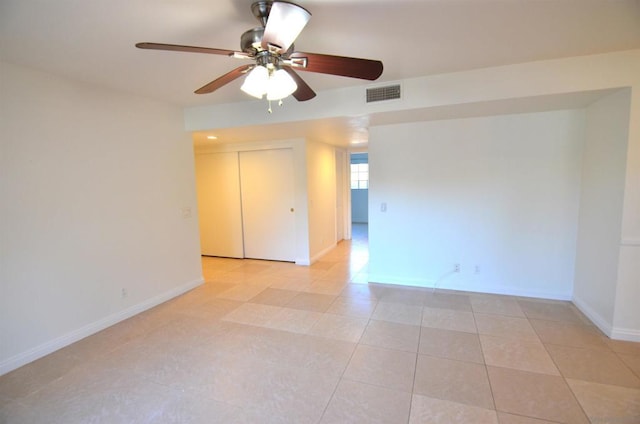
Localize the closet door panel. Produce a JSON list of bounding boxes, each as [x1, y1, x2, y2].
[[239, 149, 296, 262], [195, 152, 244, 258]]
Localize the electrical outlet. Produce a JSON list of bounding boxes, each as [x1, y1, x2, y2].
[[121, 288, 127, 298], [454, 263, 460, 273], [474, 265, 480, 274]]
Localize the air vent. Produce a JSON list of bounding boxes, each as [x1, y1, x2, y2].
[[366, 84, 401, 103]]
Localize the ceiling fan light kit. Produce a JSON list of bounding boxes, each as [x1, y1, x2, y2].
[[136, 0, 383, 112]]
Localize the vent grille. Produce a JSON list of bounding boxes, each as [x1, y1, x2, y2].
[[366, 84, 401, 103]]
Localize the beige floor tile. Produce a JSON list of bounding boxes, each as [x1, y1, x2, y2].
[[496, 412, 560, 423], [372, 302, 423, 326], [308, 313, 369, 342], [479, 335, 559, 375], [285, 292, 337, 312], [0, 347, 80, 400], [422, 307, 477, 333], [567, 378, 640, 424], [419, 327, 484, 364], [349, 272, 370, 284], [606, 339, 640, 356], [414, 355, 494, 409], [360, 320, 421, 352], [423, 291, 473, 311], [269, 279, 314, 292], [530, 319, 609, 350], [470, 295, 525, 317], [264, 333, 356, 378], [340, 283, 384, 300], [144, 392, 249, 424], [311, 260, 339, 271], [247, 288, 299, 306], [221, 302, 282, 326], [474, 313, 540, 342], [216, 283, 267, 301], [13, 366, 180, 424], [320, 379, 411, 424], [409, 394, 499, 424], [518, 299, 587, 324], [326, 297, 377, 318], [546, 344, 640, 388], [377, 287, 427, 306], [263, 307, 323, 334], [619, 353, 640, 377], [343, 345, 417, 392], [206, 362, 339, 423], [487, 366, 589, 423], [306, 280, 348, 295], [178, 298, 243, 321]]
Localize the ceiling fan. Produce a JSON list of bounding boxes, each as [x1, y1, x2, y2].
[[136, 1, 383, 109]]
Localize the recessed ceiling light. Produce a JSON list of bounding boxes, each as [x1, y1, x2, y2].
[[206, 135, 218, 140]]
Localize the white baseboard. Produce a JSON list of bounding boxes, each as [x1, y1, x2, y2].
[[308, 243, 338, 265], [573, 296, 640, 342], [367, 273, 571, 300], [610, 327, 640, 342], [0, 277, 204, 376], [572, 295, 614, 337]]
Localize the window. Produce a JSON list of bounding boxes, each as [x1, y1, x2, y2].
[[351, 163, 369, 189]]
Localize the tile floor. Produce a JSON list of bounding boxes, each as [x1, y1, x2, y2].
[[1, 224, 640, 423]]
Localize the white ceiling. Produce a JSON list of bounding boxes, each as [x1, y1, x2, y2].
[[2, 0, 640, 145]]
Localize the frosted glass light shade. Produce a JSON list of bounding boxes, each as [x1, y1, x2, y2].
[[241, 65, 269, 98], [266, 69, 297, 101], [264, 2, 311, 52]]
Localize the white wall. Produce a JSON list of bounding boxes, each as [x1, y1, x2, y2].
[[573, 89, 630, 332], [368, 110, 585, 299], [306, 141, 337, 262], [0, 62, 203, 374]]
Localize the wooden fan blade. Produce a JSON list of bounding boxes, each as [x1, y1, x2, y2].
[[261, 2, 311, 54], [136, 42, 236, 56], [195, 65, 253, 94], [289, 52, 383, 81], [282, 68, 316, 101]]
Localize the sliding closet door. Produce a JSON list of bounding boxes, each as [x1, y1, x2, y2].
[[239, 149, 296, 262], [194, 152, 244, 258]]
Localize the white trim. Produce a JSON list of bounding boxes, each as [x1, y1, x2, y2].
[[621, 238, 640, 246], [610, 327, 640, 342], [368, 273, 572, 300], [572, 295, 614, 337], [0, 278, 204, 376], [308, 243, 338, 265]]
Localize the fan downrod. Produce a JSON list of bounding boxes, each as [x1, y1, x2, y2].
[[251, 1, 273, 27]]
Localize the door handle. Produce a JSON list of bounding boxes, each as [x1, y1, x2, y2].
[[290, 208, 294, 212]]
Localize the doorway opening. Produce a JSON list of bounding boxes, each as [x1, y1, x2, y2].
[[350, 152, 369, 250]]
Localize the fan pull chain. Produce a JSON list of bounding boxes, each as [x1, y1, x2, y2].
[[266, 99, 285, 113]]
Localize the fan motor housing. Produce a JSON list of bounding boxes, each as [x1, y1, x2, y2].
[[241, 27, 265, 54]]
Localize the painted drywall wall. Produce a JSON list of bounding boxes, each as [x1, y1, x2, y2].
[[573, 89, 630, 333], [0, 61, 202, 374], [306, 141, 337, 262], [368, 110, 585, 299]]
